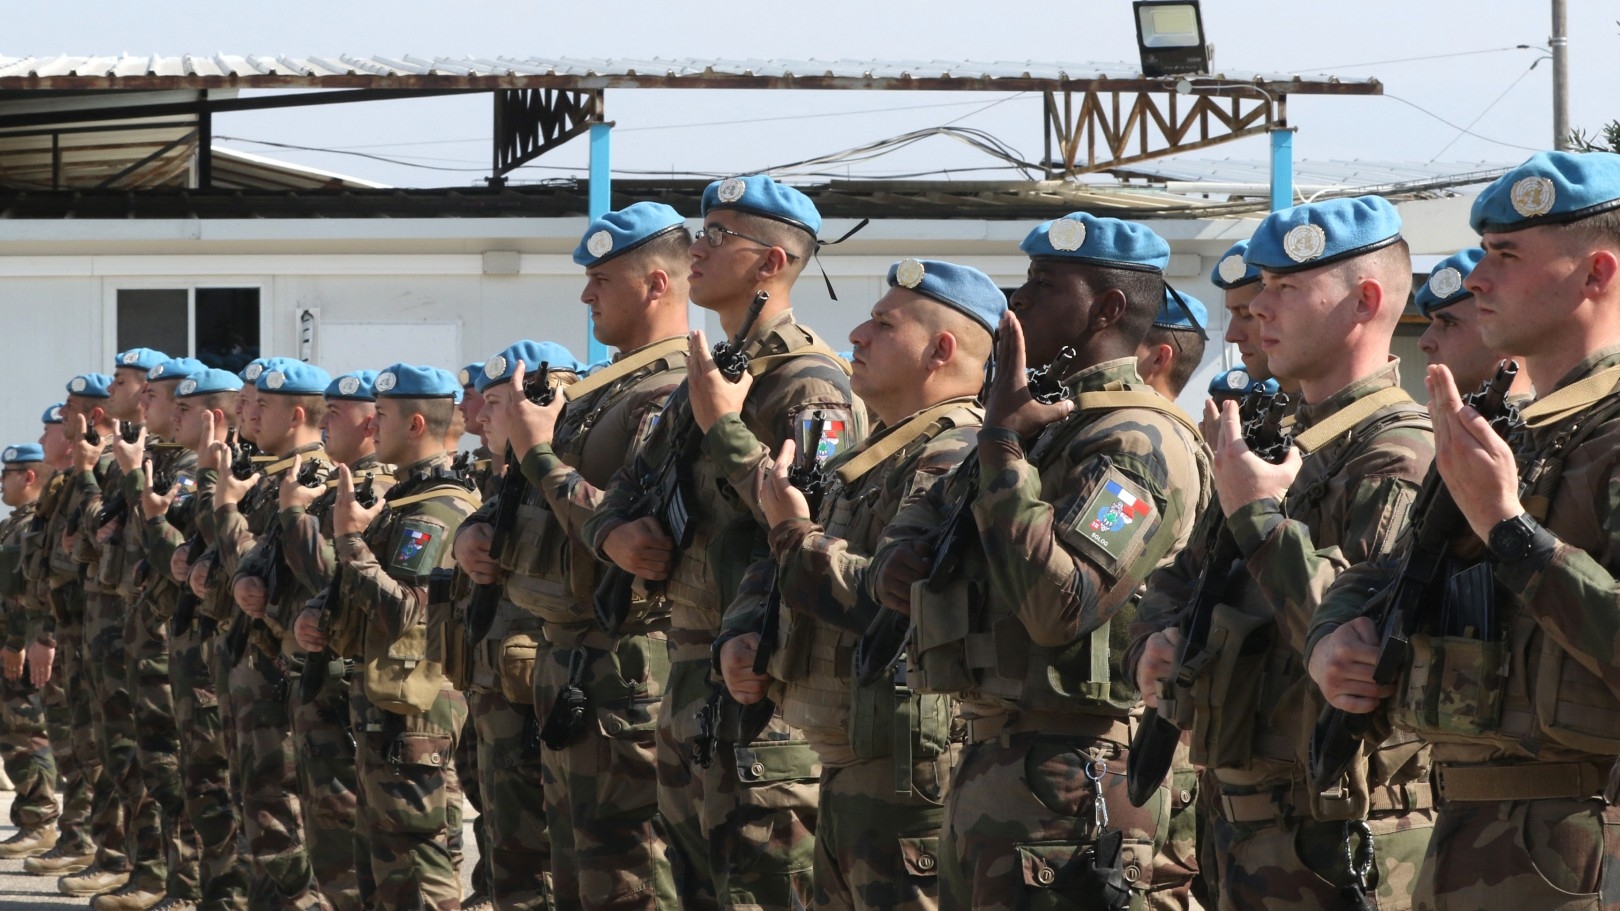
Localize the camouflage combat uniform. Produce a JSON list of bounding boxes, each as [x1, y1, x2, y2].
[[0, 496, 59, 840], [520, 337, 688, 911], [584, 312, 863, 911], [1310, 346, 1620, 910], [724, 397, 982, 911], [1132, 361, 1435, 911], [336, 452, 479, 910], [214, 442, 327, 908], [873, 358, 1209, 911]]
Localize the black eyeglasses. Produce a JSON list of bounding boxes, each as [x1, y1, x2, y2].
[[700, 224, 800, 261]]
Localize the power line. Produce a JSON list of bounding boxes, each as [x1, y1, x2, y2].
[[1378, 94, 1545, 154], [1285, 44, 1537, 72], [1428, 57, 1547, 162]]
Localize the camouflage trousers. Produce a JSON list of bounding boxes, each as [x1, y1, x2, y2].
[[228, 647, 322, 909], [659, 659, 819, 911], [127, 599, 202, 899], [0, 671, 57, 830], [468, 685, 551, 911], [291, 657, 362, 911], [940, 729, 1169, 911], [85, 588, 136, 874], [535, 632, 676, 911], [174, 620, 248, 910], [1144, 738, 1201, 911], [1207, 792, 1432, 910], [351, 681, 468, 911], [811, 744, 956, 911], [457, 709, 491, 901], [1411, 797, 1620, 911], [43, 587, 96, 856]]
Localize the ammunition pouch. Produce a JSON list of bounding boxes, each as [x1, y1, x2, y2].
[[362, 620, 445, 715], [848, 668, 953, 766], [1395, 633, 1508, 737], [1187, 603, 1272, 770], [430, 568, 471, 692], [905, 575, 977, 695]]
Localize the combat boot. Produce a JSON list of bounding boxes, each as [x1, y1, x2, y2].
[[90, 881, 168, 910], [59, 864, 131, 896], [148, 899, 198, 911], [0, 824, 57, 858], [22, 841, 96, 875], [463, 892, 495, 911]]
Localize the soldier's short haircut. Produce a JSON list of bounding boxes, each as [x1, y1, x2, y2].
[[1074, 265, 1165, 349], [733, 212, 816, 268], [395, 398, 456, 441], [1141, 325, 1207, 396], [287, 394, 327, 430], [625, 225, 695, 276], [1337, 238, 1413, 328], [1558, 208, 1620, 254], [195, 391, 239, 416]]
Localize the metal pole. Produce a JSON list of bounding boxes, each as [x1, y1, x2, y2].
[[586, 121, 612, 364], [1269, 127, 1294, 211], [1551, 0, 1570, 150]]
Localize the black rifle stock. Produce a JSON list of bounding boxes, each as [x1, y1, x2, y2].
[[751, 411, 827, 676], [1125, 389, 1293, 808], [297, 472, 377, 703], [466, 448, 526, 643], [171, 532, 208, 636], [1308, 361, 1520, 791]]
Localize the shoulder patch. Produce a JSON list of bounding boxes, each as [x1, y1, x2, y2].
[[388, 518, 445, 577], [1057, 466, 1157, 578]]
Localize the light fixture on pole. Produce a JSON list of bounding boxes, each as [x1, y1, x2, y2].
[[1133, 1, 1211, 78]]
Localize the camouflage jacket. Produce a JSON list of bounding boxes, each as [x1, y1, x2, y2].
[[1312, 345, 1620, 766], [874, 357, 1209, 719], [0, 501, 38, 651], [19, 472, 64, 646], [218, 442, 328, 652], [583, 309, 864, 661], [65, 445, 115, 594], [1133, 359, 1432, 788], [119, 444, 198, 621]]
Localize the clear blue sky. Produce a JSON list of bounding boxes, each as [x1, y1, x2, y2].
[[4, 0, 1614, 187]]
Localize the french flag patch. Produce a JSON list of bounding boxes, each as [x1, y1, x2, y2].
[[395, 528, 433, 563]]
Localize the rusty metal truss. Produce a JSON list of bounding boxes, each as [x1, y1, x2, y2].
[[491, 88, 604, 180], [1042, 87, 1281, 178]]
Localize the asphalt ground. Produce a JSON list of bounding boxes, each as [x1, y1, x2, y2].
[[0, 788, 484, 909]]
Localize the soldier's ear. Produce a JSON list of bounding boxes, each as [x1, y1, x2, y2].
[[928, 331, 958, 372], [646, 267, 670, 299], [410, 412, 428, 439]]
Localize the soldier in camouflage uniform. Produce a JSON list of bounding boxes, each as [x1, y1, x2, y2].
[[94, 354, 208, 911], [1132, 197, 1435, 911], [1309, 151, 1620, 909], [215, 359, 331, 908], [470, 203, 693, 911], [713, 258, 1002, 911], [584, 177, 865, 911], [300, 363, 479, 911], [163, 368, 252, 911], [20, 399, 101, 877], [870, 214, 1211, 911], [1133, 288, 1208, 404], [453, 362, 495, 911], [452, 340, 583, 911], [0, 442, 60, 857], [59, 368, 138, 898], [1412, 249, 1535, 399]]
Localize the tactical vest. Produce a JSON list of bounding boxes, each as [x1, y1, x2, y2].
[[775, 402, 978, 763], [1394, 382, 1620, 757], [501, 481, 592, 623], [1182, 393, 1429, 775], [908, 386, 1204, 717], [661, 321, 851, 639]]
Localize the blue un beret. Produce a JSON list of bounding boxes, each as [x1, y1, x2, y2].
[[241, 357, 288, 384], [1470, 150, 1620, 235], [885, 258, 1007, 336], [147, 357, 207, 382], [66, 373, 113, 398], [457, 363, 485, 389], [1157, 288, 1208, 337], [1210, 239, 1262, 290], [1208, 367, 1280, 398], [701, 175, 821, 238], [1245, 196, 1403, 274], [257, 361, 331, 396], [2, 443, 44, 464], [326, 370, 379, 402], [574, 202, 688, 268], [175, 369, 244, 398], [374, 364, 460, 399], [114, 348, 168, 372], [1020, 213, 1171, 273], [478, 341, 585, 393], [41, 402, 64, 425], [1415, 249, 1486, 317]]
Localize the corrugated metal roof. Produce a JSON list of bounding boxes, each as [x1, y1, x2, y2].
[[1112, 159, 1511, 190], [0, 56, 1380, 93]]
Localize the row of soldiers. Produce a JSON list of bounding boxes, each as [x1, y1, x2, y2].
[[1, 147, 1618, 911]]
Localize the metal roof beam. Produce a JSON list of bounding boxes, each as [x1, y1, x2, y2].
[[0, 88, 477, 130]]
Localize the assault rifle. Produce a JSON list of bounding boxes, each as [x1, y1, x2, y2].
[[298, 472, 377, 703], [171, 533, 208, 636], [593, 293, 768, 636], [1308, 361, 1521, 791], [751, 411, 829, 677], [229, 432, 260, 483], [1126, 388, 1293, 807]]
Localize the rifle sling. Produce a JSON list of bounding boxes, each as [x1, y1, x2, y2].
[[1287, 387, 1416, 454], [260, 448, 329, 477], [747, 342, 851, 378], [562, 337, 689, 402], [1072, 389, 1202, 441], [833, 401, 974, 487], [385, 486, 483, 511], [1517, 364, 1620, 429]]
